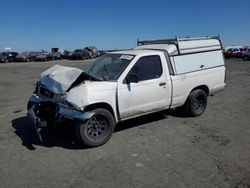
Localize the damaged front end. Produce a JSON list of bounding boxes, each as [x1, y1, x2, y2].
[[27, 92, 94, 128], [27, 65, 96, 141]]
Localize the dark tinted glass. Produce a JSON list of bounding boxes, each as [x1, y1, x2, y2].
[[130, 55, 162, 81]]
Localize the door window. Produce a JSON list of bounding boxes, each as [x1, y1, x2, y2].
[[129, 55, 162, 81]]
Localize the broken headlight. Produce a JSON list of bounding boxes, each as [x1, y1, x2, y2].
[[34, 82, 54, 99]]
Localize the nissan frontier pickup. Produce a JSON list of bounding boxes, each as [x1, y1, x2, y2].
[[27, 36, 226, 147]]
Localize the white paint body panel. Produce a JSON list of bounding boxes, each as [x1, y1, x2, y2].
[[172, 50, 224, 74], [117, 79, 170, 119], [136, 44, 177, 55], [65, 81, 118, 120], [117, 52, 172, 120], [178, 39, 221, 54], [170, 66, 225, 108]]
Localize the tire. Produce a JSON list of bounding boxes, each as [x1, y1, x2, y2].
[[75, 108, 115, 147], [184, 89, 207, 117]]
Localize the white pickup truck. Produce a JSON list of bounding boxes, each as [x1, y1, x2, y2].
[[27, 36, 226, 147]]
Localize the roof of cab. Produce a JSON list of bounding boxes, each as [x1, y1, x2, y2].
[[135, 44, 177, 54], [109, 44, 178, 56], [109, 49, 164, 56]]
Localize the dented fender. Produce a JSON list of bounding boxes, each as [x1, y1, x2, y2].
[[58, 106, 94, 121]]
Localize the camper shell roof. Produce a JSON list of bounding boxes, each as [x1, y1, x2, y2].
[[136, 36, 223, 56]]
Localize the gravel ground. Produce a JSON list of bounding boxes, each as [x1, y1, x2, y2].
[[0, 59, 249, 188]]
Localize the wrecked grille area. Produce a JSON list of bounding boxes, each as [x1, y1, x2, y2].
[[34, 101, 58, 125], [35, 84, 54, 99]]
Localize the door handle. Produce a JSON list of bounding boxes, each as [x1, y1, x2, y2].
[[200, 64, 205, 68], [159, 82, 166, 86]]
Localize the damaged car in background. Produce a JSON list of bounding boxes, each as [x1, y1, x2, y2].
[[16, 51, 40, 62], [27, 36, 226, 147]]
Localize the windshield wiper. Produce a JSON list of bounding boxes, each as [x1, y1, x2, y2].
[[83, 71, 104, 81]]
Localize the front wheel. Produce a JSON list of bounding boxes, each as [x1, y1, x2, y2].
[[184, 89, 207, 117], [75, 108, 115, 147]]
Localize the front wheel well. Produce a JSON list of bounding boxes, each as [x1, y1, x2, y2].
[[84, 103, 115, 120]]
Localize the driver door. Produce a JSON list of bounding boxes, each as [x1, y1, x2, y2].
[[117, 55, 171, 120]]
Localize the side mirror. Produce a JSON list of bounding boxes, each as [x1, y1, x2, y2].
[[126, 73, 139, 83]]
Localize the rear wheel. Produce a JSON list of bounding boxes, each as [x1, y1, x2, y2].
[[75, 108, 115, 147], [184, 89, 207, 117]]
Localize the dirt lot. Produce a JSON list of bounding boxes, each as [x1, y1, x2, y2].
[[0, 59, 250, 188]]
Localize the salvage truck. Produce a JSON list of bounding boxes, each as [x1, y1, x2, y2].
[[27, 36, 226, 147]]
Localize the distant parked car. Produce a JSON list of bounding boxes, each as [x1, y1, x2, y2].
[[85, 46, 100, 58], [0, 53, 7, 63], [71, 49, 92, 60], [35, 52, 52, 62], [0, 52, 9, 63], [0, 52, 19, 62], [242, 48, 250, 61], [51, 48, 64, 60], [63, 50, 73, 59], [16, 51, 40, 62], [223, 46, 244, 59]]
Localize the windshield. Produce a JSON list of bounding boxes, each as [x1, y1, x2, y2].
[[86, 53, 134, 81]]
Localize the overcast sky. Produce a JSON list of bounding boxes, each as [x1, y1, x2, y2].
[[0, 0, 249, 52]]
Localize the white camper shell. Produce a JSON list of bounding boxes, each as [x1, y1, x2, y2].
[[136, 36, 224, 74]]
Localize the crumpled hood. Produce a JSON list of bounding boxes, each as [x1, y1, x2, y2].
[[39, 65, 83, 94]]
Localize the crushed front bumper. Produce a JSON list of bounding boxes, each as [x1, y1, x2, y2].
[[27, 94, 94, 128]]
